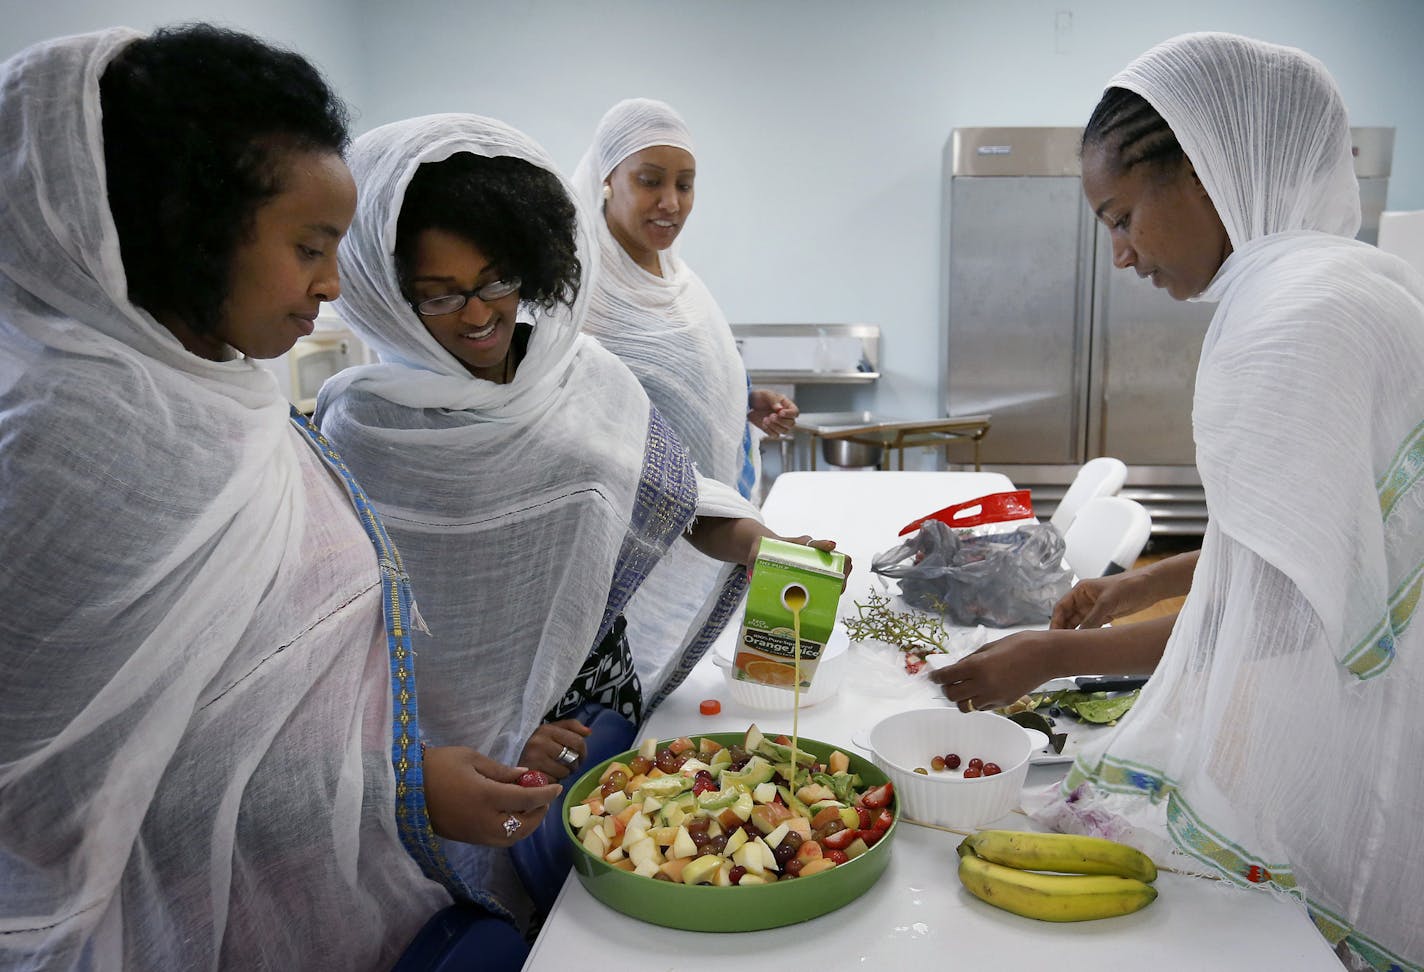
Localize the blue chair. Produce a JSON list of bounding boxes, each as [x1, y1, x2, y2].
[[391, 902, 527, 972], [510, 705, 637, 914]]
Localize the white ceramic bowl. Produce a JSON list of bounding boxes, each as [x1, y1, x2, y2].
[[867, 707, 1034, 829], [712, 625, 848, 710]]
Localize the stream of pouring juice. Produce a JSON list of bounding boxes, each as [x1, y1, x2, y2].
[[785, 585, 808, 775]]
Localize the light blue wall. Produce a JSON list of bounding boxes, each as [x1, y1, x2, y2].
[[352, 0, 1424, 420], [0, 0, 364, 132], [6, 0, 1421, 422]]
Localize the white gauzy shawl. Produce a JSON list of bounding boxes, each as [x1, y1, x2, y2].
[[315, 115, 757, 762], [1040, 33, 1424, 971], [0, 29, 449, 969], [573, 98, 759, 696]]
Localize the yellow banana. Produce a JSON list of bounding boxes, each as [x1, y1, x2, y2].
[[960, 829, 1157, 883], [957, 850, 1158, 922]]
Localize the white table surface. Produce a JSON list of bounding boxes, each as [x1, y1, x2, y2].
[[522, 471, 1340, 971]]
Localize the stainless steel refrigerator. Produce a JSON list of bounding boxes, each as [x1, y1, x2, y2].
[[940, 126, 1394, 535]]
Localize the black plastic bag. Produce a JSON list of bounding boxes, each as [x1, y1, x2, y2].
[[871, 519, 1073, 627]]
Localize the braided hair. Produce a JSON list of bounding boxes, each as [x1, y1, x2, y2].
[[1081, 87, 1185, 177]]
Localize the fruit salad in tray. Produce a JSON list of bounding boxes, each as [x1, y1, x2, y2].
[[563, 725, 899, 930]]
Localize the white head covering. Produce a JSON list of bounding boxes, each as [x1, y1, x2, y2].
[[316, 113, 758, 753], [572, 98, 759, 695], [0, 29, 446, 966], [1109, 31, 1360, 248], [1037, 34, 1424, 970]]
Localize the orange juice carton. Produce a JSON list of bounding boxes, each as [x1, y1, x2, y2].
[[734, 538, 847, 691]]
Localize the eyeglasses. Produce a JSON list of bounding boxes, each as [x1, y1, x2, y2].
[[412, 276, 522, 316]]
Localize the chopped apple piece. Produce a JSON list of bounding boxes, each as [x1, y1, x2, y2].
[[713, 860, 734, 886], [602, 816, 618, 839], [604, 791, 630, 817], [754, 836, 779, 872], [723, 827, 749, 856], [634, 859, 660, 878], [641, 796, 662, 814], [681, 854, 722, 885], [650, 826, 678, 847], [670, 826, 697, 861], [732, 842, 765, 876], [697, 737, 724, 757], [611, 859, 636, 872], [796, 784, 837, 805], [744, 724, 765, 752], [605, 844, 625, 862], [581, 827, 607, 858], [786, 816, 813, 840], [568, 804, 592, 828], [625, 836, 662, 870], [678, 757, 711, 775], [752, 782, 777, 804], [838, 807, 860, 831], [843, 837, 870, 860], [731, 792, 754, 822], [764, 822, 790, 849], [638, 737, 658, 760], [737, 873, 769, 886]]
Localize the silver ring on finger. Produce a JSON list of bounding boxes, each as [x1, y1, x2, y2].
[[555, 745, 579, 768], [502, 814, 522, 838]]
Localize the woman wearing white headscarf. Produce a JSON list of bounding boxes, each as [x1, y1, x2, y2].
[[572, 98, 798, 694], [0, 26, 558, 970], [315, 113, 836, 905], [1015, 33, 1422, 970]]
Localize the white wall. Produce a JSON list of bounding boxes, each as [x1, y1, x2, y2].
[[353, 0, 1424, 421], [0, 0, 364, 102], [6, 0, 1422, 421]]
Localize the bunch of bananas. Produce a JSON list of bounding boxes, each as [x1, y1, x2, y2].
[[956, 830, 1158, 922]]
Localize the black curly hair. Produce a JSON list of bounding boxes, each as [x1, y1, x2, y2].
[[100, 23, 350, 333], [394, 153, 581, 312], [1082, 87, 1186, 178]]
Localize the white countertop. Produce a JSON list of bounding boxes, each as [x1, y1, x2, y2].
[[522, 471, 1340, 971]]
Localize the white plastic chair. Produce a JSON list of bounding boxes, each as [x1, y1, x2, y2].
[[1063, 496, 1152, 579], [1050, 456, 1128, 535]]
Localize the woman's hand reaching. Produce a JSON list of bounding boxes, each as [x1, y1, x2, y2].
[[748, 389, 798, 436], [423, 745, 562, 847], [520, 718, 593, 780]]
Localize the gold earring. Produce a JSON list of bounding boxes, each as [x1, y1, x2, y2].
[[602, 184, 613, 201]]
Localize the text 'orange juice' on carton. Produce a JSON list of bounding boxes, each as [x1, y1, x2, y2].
[[735, 538, 847, 691]]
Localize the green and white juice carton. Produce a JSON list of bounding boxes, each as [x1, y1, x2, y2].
[[735, 538, 847, 691]]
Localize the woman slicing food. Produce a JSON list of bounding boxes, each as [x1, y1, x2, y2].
[[939, 32, 1423, 969], [314, 111, 843, 913], [572, 98, 801, 699]]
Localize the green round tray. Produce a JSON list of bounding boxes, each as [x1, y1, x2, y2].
[[564, 731, 898, 931]]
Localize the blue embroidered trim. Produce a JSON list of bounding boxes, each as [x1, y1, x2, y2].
[[290, 407, 504, 918], [737, 375, 756, 500], [594, 406, 699, 656]]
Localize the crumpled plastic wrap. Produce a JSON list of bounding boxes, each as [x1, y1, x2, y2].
[[872, 519, 1074, 627]]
